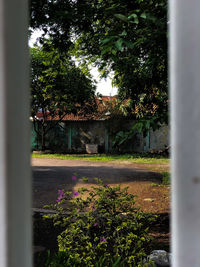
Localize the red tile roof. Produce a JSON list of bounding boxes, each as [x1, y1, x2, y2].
[[34, 95, 159, 122], [35, 96, 119, 121]]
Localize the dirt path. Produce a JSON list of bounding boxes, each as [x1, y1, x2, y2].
[[32, 157, 170, 213]]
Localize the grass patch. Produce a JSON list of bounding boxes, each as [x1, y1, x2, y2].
[[161, 172, 170, 185], [32, 152, 169, 165], [151, 172, 171, 187]]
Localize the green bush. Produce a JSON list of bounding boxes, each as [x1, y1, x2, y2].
[[37, 251, 126, 267], [44, 178, 155, 266], [161, 172, 170, 185]]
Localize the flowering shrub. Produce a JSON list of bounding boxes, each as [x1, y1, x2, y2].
[[56, 190, 65, 202], [39, 251, 126, 267], [44, 178, 155, 266]]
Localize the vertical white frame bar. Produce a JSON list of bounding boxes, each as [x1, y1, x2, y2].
[[0, 0, 32, 266], [170, 0, 200, 266]]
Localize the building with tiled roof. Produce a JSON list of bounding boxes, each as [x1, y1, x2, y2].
[[32, 96, 168, 153]]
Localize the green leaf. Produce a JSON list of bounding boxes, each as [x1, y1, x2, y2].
[[123, 40, 134, 49], [114, 14, 128, 22], [101, 36, 115, 45], [128, 13, 139, 24], [140, 13, 147, 19], [101, 46, 112, 55], [115, 39, 123, 51], [119, 30, 127, 37], [111, 49, 117, 55], [112, 257, 122, 267]]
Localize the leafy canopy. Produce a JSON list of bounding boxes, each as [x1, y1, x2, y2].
[[30, 45, 96, 119], [30, 0, 168, 127]]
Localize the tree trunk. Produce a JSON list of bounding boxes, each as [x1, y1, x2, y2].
[[41, 124, 46, 151]]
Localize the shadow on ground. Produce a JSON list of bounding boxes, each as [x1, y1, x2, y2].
[[32, 165, 162, 208]]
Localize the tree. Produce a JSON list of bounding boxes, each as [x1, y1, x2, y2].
[[73, 0, 168, 127], [30, 0, 167, 127], [30, 46, 96, 150]]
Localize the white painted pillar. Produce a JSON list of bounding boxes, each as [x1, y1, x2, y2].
[[170, 0, 200, 266], [0, 0, 32, 266]]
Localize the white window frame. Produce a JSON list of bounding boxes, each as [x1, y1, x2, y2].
[[0, 0, 32, 266], [1, 0, 200, 266], [170, 0, 200, 266]]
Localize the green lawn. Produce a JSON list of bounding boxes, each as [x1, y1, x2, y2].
[[32, 153, 169, 165]]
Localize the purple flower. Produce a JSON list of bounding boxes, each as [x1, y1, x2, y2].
[[100, 237, 106, 243], [93, 222, 98, 227], [56, 189, 65, 202], [58, 190, 65, 197], [73, 192, 79, 197], [105, 184, 109, 188], [72, 176, 77, 181]]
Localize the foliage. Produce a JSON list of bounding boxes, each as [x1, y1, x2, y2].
[[74, 0, 168, 124], [30, 46, 96, 150], [44, 178, 155, 266], [161, 172, 170, 186], [37, 250, 127, 267], [111, 120, 150, 151], [111, 118, 163, 152], [151, 172, 170, 187], [30, 0, 168, 125]]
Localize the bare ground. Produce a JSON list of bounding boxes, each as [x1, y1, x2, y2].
[[32, 157, 170, 214]]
